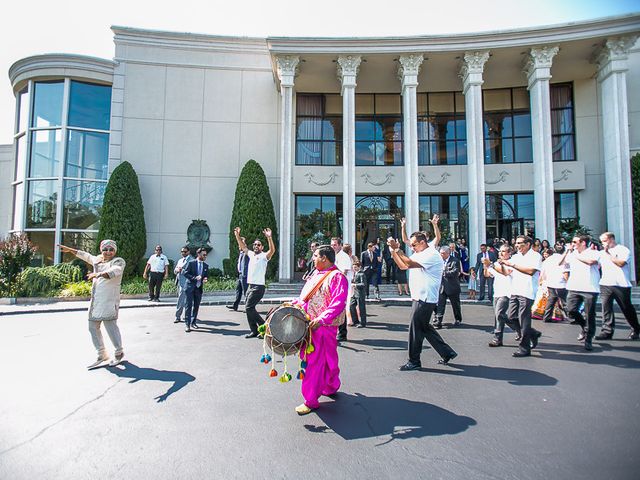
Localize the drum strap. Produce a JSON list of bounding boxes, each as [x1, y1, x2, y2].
[[302, 269, 336, 303]]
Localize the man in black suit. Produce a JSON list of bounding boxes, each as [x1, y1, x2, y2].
[[475, 243, 497, 301], [435, 246, 463, 328], [360, 242, 381, 299], [183, 248, 209, 332], [227, 239, 249, 311]]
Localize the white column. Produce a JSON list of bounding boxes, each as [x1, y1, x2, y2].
[[338, 55, 361, 248], [460, 51, 490, 260], [275, 55, 299, 282], [524, 46, 559, 245], [595, 36, 638, 282], [398, 54, 423, 235]]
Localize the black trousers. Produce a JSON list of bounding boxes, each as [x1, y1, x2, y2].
[[493, 296, 520, 340], [600, 285, 639, 334], [566, 290, 598, 340], [148, 272, 164, 300], [232, 276, 248, 310], [542, 287, 567, 322], [384, 259, 395, 283], [478, 274, 494, 301], [245, 284, 266, 334], [408, 300, 456, 364], [184, 285, 203, 326], [508, 295, 537, 353], [363, 269, 379, 297], [436, 291, 462, 323]]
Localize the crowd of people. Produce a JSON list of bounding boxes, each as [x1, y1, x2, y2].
[[59, 218, 638, 415]]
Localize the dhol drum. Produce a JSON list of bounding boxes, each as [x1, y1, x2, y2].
[[264, 303, 310, 356]]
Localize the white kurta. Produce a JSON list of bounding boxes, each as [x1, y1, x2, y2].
[[76, 250, 126, 321]]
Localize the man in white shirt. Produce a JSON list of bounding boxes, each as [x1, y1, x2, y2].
[[173, 246, 193, 323], [234, 226, 276, 339], [495, 235, 542, 357], [541, 242, 569, 323], [558, 235, 601, 351], [595, 232, 640, 340], [332, 237, 354, 341], [143, 245, 169, 302], [388, 232, 457, 371], [483, 245, 521, 347]]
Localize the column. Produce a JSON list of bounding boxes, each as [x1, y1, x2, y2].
[[595, 36, 638, 281], [275, 55, 299, 282], [524, 46, 559, 245], [337, 55, 361, 248], [398, 54, 424, 235], [460, 51, 490, 260]]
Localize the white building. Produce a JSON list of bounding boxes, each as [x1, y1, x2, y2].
[[3, 14, 640, 281]]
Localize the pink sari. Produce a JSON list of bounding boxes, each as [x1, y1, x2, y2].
[[294, 266, 348, 409]]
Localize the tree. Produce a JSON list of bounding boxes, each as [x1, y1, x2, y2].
[[96, 161, 147, 278], [0, 233, 38, 296], [226, 160, 279, 279], [631, 153, 640, 278]]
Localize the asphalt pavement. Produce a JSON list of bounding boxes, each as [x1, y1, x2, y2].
[[0, 303, 639, 479]]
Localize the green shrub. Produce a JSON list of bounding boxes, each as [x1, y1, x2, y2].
[[0, 233, 38, 296], [226, 160, 279, 279], [119, 277, 236, 295], [556, 219, 592, 243], [17, 264, 82, 297], [632, 153, 640, 278], [222, 258, 234, 278], [96, 161, 147, 278], [209, 267, 223, 278], [59, 281, 92, 297]]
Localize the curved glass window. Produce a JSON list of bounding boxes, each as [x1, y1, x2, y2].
[[62, 180, 105, 230], [26, 180, 57, 228], [29, 129, 62, 177], [32, 82, 64, 128], [68, 81, 112, 130], [65, 130, 109, 179]]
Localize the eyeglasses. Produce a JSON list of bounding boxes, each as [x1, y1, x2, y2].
[[181, 250, 189, 254], [102, 248, 115, 252], [155, 248, 162, 251]]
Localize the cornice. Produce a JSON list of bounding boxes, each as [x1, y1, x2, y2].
[[9, 54, 116, 88], [266, 14, 640, 54]]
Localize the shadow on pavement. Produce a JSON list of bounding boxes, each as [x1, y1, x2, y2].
[[420, 363, 557, 386], [348, 338, 406, 351], [534, 344, 640, 368], [306, 392, 476, 442], [107, 361, 195, 403], [363, 321, 408, 333]]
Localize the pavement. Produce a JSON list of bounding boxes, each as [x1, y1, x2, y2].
[[1, 303, 639, 479]]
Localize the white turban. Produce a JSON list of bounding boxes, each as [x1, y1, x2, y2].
[[100, 239, 118, 253]]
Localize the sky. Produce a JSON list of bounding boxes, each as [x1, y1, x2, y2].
[[1, 0, 639, 144]]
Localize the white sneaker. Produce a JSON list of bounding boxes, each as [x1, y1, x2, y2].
[[109, 352, 124, 367], [87, 356, 110, 370]]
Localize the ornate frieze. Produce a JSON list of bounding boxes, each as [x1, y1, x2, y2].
[[337, 55, 362, 82], [553, 169, 572, 183], [397, 54, 424, 82], [523, 46, 559, 78], [593, 35, 639, 65], [418, 172, 450, 186], [304, 172, 338, 186], [361, 172, 394, 186], [485, 171, 509, 185], [459, 51, 490, 78], [275, 55, 300, 86]]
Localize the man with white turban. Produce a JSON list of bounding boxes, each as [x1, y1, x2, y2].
[[59, 240, 126, 368]]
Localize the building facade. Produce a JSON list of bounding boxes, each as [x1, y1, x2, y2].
[[3, 15, 640, 280]]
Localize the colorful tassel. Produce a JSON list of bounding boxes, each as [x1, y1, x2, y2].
[[269, 368, 278, 378], [260, 354, 271, 364], [279, 372, 292, 383], [258, 324, 266, 335], [265, 354, 272, 363], [296, 369, 305, 380], [305, 343, 315, 354], [300, 360, 307, 369]]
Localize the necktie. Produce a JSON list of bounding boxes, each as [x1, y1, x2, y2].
[[197, 262, 202, 287]]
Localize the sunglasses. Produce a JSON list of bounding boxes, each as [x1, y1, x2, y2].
[[253, 243, 262, 247], [102, 248, 115, 252]]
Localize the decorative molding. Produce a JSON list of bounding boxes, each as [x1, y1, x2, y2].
[[275, 55, 300, 83], [304, 172, 338, 186], [593, 35, 639, 65], [337, 55, 362, 82], [485, 170, 509, 185], [397, 53, 424, 80], [418, 172, 450, 186], [553, 169, 572, 183], [523, 45, 559, 77], [459, 51, 490, 78], [361, 172, 394, 186]]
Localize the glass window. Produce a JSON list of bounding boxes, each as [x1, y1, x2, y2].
[[26, 180, 57, 228], [27, 231, 55, 266], [355, 94, 403, 166], [296, 94, 344, 166], [14, 135, 26, 182], [483, 87, 532, 164], [355, 95, 374, 114], [296, 142, 322, 165], [68, 81, 111, 131], [29, 129, 62, 177], [375, 94, 401, 114], [62, 180, 105, 230], [551, 83, 576, 162], [62, 232, 98, 263], [65, 130, 109, 180], [324, 95, 342, 115], [517, 194, 535, 220], [483, 89, 511, 111], [294, 195, 343, 272], [418, 92, 466, 165], [296, 196, 321, 216], [32, 81, 64, 128], [419, 194, 469, 240], [555, 192, 578, 219], [18, 87, 29, 133], [12, 183, 25, 231], [296, 118, 322, 140]]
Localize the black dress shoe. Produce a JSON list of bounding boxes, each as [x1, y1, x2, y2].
[[530, 330, 542, 349], [628, 330, 640, 340], [399, 361, 421, 371], [438, 352, 458, 365], [488, 339, 503, 347], [336, 335, 347, 341], [356, 324, 366, 328], [584, 339, 593, 351], [434, 322, 442, 330], [191, 323, 199, 329], [577, 331, 586, 342], [595, 332, 613, 340], [512, 349, 531, 357], [185, 326, 191, 333], [226, 305, 238, 311], [245, 332, 258, 339], [174, 318, 181, 323]]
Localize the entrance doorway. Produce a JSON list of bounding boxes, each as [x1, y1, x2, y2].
[[355, 195, 404, 256]]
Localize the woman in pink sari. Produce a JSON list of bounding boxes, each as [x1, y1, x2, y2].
[[293, 244, 349, 415]]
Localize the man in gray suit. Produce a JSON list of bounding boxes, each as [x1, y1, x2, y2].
[[435, 246, 463, 328], [173, 246, 193, 323]]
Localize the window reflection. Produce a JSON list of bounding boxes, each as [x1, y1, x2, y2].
[[417, 92, 466, 165], [32, 82, 64, 128], [483, 87, 531, 164], [65, 130, 109, 180], [29, 129, 62, 177], [296, 95, 342, 165], [26, 180, 57, 228], [63, 180, 105, 230], [68, 81, 112, 131], [419, 194, 468, 240], [27, 231, 55, 266], [355, 94, 403, 166], [62, 232, 98, 263]]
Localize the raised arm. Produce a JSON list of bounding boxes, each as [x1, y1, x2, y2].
[[234, 227, 248, 254], [400, 217, 410, 247], [429, 214, 441, 248], [58, 244, 98, 266], [264, 228, 276, 260]]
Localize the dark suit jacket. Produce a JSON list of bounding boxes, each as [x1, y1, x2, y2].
[[360, 249, 380, 272], [440, 256, 461, 295], [475, 251, 497, 272], [237, 252, 249, 281], [184, 259, 209, 290]]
